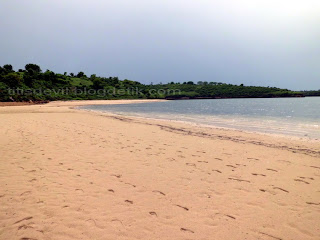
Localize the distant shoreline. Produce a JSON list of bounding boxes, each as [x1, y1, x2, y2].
[[165, 95, 306, 100], [2, 94, 317, 106], [1, 63, 313, 102]]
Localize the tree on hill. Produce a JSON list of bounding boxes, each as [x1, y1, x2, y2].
[[3, 73, 23, 87], [3, 64, 13, 73], [77, 72, 86, 78], [92, 78, 105, 90], [43, 70, 56, 81], [25, 64, 41, 73]]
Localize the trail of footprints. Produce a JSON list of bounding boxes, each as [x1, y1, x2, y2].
[[101, 152, 282, 235], [8, 122, 319, 239], [183, 154, 317, 199], [106, 173, 195, 233], [60, 148, 317, 237]]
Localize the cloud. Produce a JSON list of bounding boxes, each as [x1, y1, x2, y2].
[[0, 0, 319, 90]]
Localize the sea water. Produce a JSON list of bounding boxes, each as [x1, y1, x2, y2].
[[80, 97, 320, 139]]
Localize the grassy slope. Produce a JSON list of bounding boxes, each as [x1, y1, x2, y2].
[[69, 78, 93, 87]]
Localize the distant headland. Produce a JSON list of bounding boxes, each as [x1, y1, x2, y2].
[[0, 63, 318, 102]]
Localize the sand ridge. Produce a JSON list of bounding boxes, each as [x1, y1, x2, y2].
[[0, 100, 319, 240]]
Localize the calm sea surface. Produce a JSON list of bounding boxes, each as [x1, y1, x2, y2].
[[80, 97, 320, 139]]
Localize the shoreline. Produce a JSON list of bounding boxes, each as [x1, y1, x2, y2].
[[79, 107, 320, 143], [1, 99, 319, 240], [76, 106, 320, 158], [1, 98, 319, 155], [75, 100, 320, 144], [2, 99, 319, 154]]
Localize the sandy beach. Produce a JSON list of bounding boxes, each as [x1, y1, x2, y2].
[[0, 100, 319, 240]]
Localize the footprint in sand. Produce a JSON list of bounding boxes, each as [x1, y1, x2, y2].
[[149, 212, 157, 216], [226, 165, 236, 168], [180, 228, 194, 233], [273, 187, 289, 193], [259, 232, 282, 240], [298, 176, 314, 180], [186, 163, 196, 167], [228, 178, 250, 183], [277, 160, 291, 165], [175, 205, 189, 211], [252, 173, 266, 177], [310, 166, 320, 169], [294, 179, 310, 184], [152, 190, 166, 196], [111, 174, 122, 178], [18, 223, 34, 231], [20, 191, 32, 196], [124, 182, 136, 188], [14, 217, 33, 225], [225, 214, 236, 220], [306, 202, 319, 205], [236, 164, 246, 167]]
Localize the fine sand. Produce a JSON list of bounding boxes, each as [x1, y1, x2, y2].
[[0, 100, 319, 240]]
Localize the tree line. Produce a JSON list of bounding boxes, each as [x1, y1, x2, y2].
[[0, 63, 308, 102]]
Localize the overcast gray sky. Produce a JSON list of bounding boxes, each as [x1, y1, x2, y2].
[[1, 0, 319, 90]]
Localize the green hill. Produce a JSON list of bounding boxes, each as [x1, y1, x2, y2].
[[0, 63, 304, 102]]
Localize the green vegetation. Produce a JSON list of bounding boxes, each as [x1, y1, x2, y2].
[[301, 90, 320, 96], [0, 63, 306, 102], [69, 77, 93, 87]]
